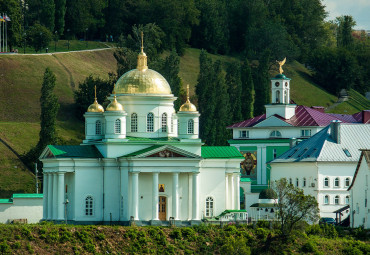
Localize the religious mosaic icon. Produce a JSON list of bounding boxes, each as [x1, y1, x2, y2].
[[159, 184, 165, 192], [241, 152, 257, 177]]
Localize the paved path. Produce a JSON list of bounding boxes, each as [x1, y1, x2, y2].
[[3, 47, 115, 56]]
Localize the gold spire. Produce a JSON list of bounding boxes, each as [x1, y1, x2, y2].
[[179, 84, 197, 112], [87, 85, 104, 112], [106, 83, 124, 111], [137, 31, 148, 71], [276, 57, 286, 74]]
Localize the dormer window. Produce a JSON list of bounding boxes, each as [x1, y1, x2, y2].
[[239, 130, 249, 138], [270, 130, 282, 138]]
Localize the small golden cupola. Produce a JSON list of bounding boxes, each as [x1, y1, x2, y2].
[[87, 86, 105, 113], [106, 84, 124, 111], [179, 85, 197, 112]]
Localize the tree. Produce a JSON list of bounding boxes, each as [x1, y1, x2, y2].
[[74, 74, 116, 119], [272, 178, 319, 238], [226, 61, 243, 123], [54, 0, 67, 35], [27, 23, 53, 52], [253, 49, 271, 116], [241, 59, 254, 119], [27, 0, 55, 32], [0, 0, 22, 50], [336, 15, 355, 50]]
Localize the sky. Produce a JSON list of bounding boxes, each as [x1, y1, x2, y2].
[[322, 0, 370, 30]]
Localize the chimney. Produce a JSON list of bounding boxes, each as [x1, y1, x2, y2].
[[290, 137, 297, 148], [362, 110, 370, 123], [311, 106, 325, 113], [330, 120, 341, 144]]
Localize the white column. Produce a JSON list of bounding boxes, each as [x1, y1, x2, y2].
[[131, 172, 139, 220], [57, 172, 65, 220], [172, 172, 179, 220], [235, 174, 240, 210], [225, 174, 229, 209], [43, 173, 48, 220], [261, 147, 267, 185], [152, 172, 159, 220], [47, 173, 53, 220], [192, 172, 199, 220], [230, 174, 235, 210], [257, 146, 263, 185], [52, 173, 58, 219]]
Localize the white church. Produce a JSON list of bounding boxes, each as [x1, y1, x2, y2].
[[39, 41, 244, 225]]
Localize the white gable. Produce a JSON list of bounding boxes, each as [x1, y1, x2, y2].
[[254, 116, 292, 127]]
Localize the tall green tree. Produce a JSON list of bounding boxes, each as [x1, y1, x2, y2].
[[226, 61, 243, 123], [28, 0, 55, 31], [212, 60, 230, 145], [241, 59, 254, 119], [27, 23, 53, 52], [253, 50, 271, 116], [37, 68, 60, 149], [0, 0, 22, 50], [336, 15, 355, 50], [54, 0, 66, 35]]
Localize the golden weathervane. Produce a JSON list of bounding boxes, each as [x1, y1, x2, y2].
[[276, 57, 286, 74]]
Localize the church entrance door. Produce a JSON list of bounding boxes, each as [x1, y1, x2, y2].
[[159, 196, 166, 221]]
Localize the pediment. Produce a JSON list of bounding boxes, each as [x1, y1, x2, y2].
[[254, 116, 292, 127], [121, 145, 201, 159]]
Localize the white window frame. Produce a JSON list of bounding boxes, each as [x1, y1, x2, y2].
[[161, 113, 167, 132], [131, 113, 138, 132], [239, 130, 249, 138], [334, 195, 340, 205], [303, 178, 306, 187], [147, 113, 154, 132], [95, 120, 102, 135], [345, 177, 350, 187], [334, 177, 340, 188], [270, 130, 282, 138], [296, 178, 299, 187], [301, 129, 312, 137], [324, 177, 329, 187], [205, 196, 214, 217], [345, 196, 350, 205], [85, 195, 94, 216], [324, 195, 329, 205], [188, 119, 194, 134], [114, 119, 121, 134], [273, 149, 277, 159]]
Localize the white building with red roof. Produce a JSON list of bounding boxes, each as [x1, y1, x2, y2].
[[228, 72, 370, 210]]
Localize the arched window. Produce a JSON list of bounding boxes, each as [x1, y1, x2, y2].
[[85, 196, 93, 216], [276, 90, 280, 103], [296, 178, 299, 187], [161, 113, 167, 132], [131, 113, 138, 132], [95, 120, 102, 135], [324, 177, 329, 187], [147, 113, 154, 132], [334, 177, 340, 187], [324, 195, 329, 205], [270, 130, 282, 138], [205, 197, 214, 217], [115, 119, 121, 134], [335, 195, 340, 205], [345, 196, 350, 204], [303, 178, 306, 187], [188, 119, 194, 134], [345, 178, 350, 187], [289, 178, 292, 185]]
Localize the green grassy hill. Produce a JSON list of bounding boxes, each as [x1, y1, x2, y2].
[[0, 47, 368, 197]]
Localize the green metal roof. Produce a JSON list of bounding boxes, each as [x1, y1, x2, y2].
[[0, 199, 12, 204], [241, 178, 252, 182], [250, 203, 277, 208], [12, 194, 43, 198], [218, 209, 247, 217], [48, 145, 103, 158], [122, 145, 163, 157], [201, 146, 244, 159], [271, 74, 291, 80]]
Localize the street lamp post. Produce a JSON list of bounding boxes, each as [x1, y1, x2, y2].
[[85, 28, 88, 48], [67, 29, 70, 50], [54, 31, 58, 52], [23, 32, 26, 54]]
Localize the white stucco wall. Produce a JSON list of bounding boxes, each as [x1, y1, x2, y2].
[[0, 197, 43, 224]]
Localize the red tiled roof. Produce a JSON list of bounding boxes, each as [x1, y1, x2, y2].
[[228, 105, 364, 128]]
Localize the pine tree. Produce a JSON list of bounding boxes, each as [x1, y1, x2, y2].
[[253, 49, 271, 116], [37, 68, 60, 149], [226, 61, 243, 123], [213, 60, 230, 145], [241, 59, 254, 119], [54, 0, 66, 35]]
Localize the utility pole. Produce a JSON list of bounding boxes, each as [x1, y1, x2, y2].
[[35, 163, 39, 193]]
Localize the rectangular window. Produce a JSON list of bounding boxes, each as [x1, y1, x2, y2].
[[273, 149, 277, 159], [239, 130, 249, 138], [301, 129, 311, 137]]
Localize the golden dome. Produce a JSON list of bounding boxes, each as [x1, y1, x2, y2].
[[87, 86, 104, 112], [179, 85, 197, 112], [114, 32, 172, 95], [106, 96, 124, 111], [87, 99, 104, 113]]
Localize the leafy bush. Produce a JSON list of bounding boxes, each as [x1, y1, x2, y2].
[[181, 227, 197, 242], [301, 240, 317, 253], [170, 228, 182, 240], [0, 241, 10, 253]]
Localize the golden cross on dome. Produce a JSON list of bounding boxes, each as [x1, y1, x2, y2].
[[113, 83, 116, 96], [276, 57, 286, 74], [94, 85, 97, 100], [186, 84, 190, 101], [141, 31, 144, 53]]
